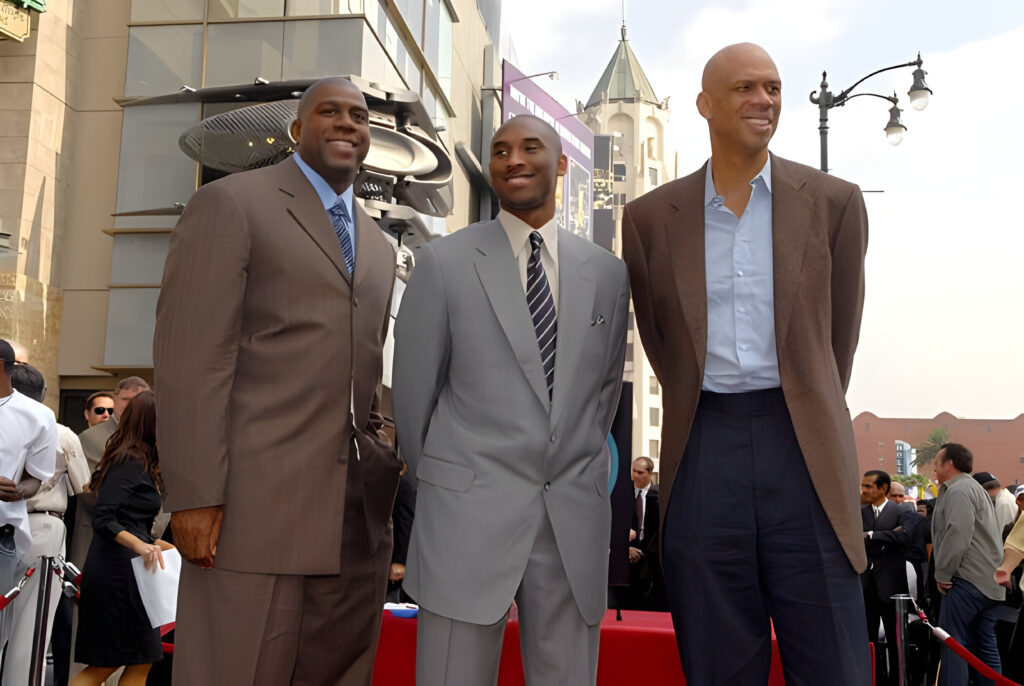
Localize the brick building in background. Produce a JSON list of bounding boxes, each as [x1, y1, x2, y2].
[[853, 411, 1024, 488]]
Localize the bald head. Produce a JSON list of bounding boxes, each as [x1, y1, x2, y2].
[[8, 340, 28, 365], [701, 43, 777, 92], [493, 115, 563, 157], [696, 42, 781, 160], [888, 481, 907, 503], [296, 77, 364, 118]]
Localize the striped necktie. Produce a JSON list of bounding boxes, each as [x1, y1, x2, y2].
[[328, 200, 355, 275], [527, 231, 556, 399]]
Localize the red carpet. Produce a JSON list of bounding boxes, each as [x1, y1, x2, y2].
[[372, 609, 788, 685]]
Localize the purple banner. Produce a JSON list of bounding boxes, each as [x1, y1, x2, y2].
[[501, 60, 594, 241]]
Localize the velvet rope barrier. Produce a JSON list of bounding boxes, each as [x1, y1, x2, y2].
[[909, 597, 1020, 686]]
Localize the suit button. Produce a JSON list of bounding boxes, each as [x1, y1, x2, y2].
[[549, 434, 556, 443], [353, 296, 359, 307], [543, 482, 551, 491]]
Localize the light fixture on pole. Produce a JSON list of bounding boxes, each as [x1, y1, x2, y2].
[[884, 99, 906, 145], [907, 67, 932, 111], [809, 53, 932, 173]]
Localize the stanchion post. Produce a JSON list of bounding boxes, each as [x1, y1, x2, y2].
[[892, 593, 913, 686], [29, 556, 53, 686]]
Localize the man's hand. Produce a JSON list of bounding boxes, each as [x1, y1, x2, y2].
[[936, 581, 952, 595], [171, 506, 223, 569], [995, 568, 1012, 589], [0, 477, 21, 502], [629, 529, 637, 542], [389, 563, 406, 582], [628, 546, 643, 564]]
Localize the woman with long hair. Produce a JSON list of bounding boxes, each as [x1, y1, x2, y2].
[[71, 390, 172, 686]]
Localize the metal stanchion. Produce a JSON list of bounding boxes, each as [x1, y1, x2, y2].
[[29, 556, 54, 686], [892, 593, 913, 686]]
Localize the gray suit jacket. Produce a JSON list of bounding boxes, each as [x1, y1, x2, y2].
[[393, 219, 629, 626]]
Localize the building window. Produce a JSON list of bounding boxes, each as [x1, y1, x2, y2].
[[423, 0, 453, 101], [649, 376, 658, 395], [613, 163, 626, 182], [287, 0, 367, 15], [125, 26, 204, 97], [649, 440, 659, 457], [648, 167, 658, 186], [283, 18, 364, 80], [650, 408, 659, 427], [131, 0, 205, 22], [115, 104, 201, 229], [865, 422, 871, 431], [392, 0, 423, 41], [205, 22, 285, 87], [208, 0, 287, 20]]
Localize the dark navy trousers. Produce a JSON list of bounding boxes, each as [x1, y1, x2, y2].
[[662, 389, 871, 685]]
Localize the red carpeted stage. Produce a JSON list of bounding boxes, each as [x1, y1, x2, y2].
[[371, 609, 788, 685]]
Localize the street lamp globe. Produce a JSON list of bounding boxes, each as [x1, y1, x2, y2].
[[884, 103, 907, 145], [908, 67, 932, 111]]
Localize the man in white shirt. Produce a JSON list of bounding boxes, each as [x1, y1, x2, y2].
[[2, 362, 89, 685], [0, 340, 56, 654]]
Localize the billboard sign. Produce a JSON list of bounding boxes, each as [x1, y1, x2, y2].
[[501, 60, 594, 241]]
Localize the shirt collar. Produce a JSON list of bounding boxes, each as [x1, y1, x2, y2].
[[292, 153, 354, 214], [875, 499, 888, 513], [498, 209, 559, 263], [704, 155, 773, 207]]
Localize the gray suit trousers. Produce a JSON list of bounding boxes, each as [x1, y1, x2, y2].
[[416, 513, 600, 686]]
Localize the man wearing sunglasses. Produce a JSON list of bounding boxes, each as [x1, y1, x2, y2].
[[83, 392, 114, 429]]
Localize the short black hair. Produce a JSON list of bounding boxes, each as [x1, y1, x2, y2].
[[10, 363, 45, 402], [863, 469, 891, 494], [0, 339, 14, 376], [938, 442, 973, 474]]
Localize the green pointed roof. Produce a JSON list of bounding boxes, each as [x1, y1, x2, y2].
[[586, 25, 660, 109]]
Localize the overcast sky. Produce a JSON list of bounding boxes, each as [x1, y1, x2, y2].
[[501, 0, 1024, 420]]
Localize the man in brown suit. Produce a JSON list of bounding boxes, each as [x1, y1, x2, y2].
[[622, 44, 871, 684], [154, 77, 401, 685]]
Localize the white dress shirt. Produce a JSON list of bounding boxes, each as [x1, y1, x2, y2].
[[634, 484, 651, 541], [498, 209, 559, 312], [0, 390, 56, 560]]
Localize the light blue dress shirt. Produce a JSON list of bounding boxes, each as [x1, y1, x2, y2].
[[702, 156, 780, 392], [293, 153, 356, 259]]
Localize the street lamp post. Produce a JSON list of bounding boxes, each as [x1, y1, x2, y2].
[[809, 53, 932, 173]]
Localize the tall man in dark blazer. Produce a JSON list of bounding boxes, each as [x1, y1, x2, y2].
[[861, 470, 911, 686], [623, 43, 871, 684], [155, 77, 401, 685], [393, 115, 629, 685]]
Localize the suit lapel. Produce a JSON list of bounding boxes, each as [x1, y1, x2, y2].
[[352, 203, 379, 293], [664, 168, 708, 373], [550, 232, 595, 425], [474, 221, 550, 410], [279, 157, 352, 284], [770, 154, 814, 348]]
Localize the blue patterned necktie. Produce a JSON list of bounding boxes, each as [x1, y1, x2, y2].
[[527, 231, 556, 399], [328, 200, 355, 275]]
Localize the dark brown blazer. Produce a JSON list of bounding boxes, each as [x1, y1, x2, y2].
[[622, 153, 869, 572], [154, 156, 399, 575]]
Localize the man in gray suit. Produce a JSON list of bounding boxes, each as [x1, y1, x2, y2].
[[393, 115, 629, 685]]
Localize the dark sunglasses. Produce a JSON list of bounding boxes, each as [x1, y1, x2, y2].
[[92, 407, 114, 416]]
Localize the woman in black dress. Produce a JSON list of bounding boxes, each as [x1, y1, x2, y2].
[[72, 391, 172, 686]]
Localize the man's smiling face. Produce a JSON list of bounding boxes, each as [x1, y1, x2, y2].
[[488, 116, 567, 226], [698, 43, 782, 157]]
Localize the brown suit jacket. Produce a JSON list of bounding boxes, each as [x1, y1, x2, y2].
[[154, 156, 399, 576], [622, 153, 869, 573]]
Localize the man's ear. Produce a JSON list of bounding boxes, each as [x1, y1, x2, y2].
[[696, 91, 712, 121], [557, 153, 568, 177], [289, 118, 301, 144]]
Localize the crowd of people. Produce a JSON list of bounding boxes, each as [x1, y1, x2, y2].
[[0, 342, 172, 685], [2, 37, 1024, 686], [860, 448, 1024, 686]]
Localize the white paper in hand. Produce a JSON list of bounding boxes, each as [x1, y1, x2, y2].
[[131, 548, 181, 628]]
